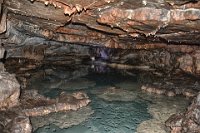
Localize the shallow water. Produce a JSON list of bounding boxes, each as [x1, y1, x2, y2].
[[28, 66, 189, 133]]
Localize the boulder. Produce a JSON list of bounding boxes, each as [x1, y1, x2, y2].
[[0, 111, 32, 133]]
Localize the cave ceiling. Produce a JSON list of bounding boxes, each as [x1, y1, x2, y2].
[[0, 0, 199, 48]]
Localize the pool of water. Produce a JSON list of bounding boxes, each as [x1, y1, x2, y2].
[[27, 66, 189, 133]]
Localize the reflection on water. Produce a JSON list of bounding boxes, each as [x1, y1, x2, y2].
[[28, 65, 189, 133]]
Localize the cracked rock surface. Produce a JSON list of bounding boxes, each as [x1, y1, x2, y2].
[[2, 0, 200, 49]]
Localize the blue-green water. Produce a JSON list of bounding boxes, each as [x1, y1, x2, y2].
[[29, 67, 189, 133]]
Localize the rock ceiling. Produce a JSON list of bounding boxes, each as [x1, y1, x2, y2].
[[0, 0, 200, 48]]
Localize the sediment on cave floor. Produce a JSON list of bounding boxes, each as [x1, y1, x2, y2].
[[0, 0, 200, 133]]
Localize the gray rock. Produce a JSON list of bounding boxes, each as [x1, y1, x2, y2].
[[0, 62, 5, 72], [0, 72, 20, 109], [0, 111, 32, 133], [0, 45, 5, 59], [196, 93, 200, 105], [11, 115, 32, 133]]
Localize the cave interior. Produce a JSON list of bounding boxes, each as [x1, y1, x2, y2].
[[0, 0, 200, 133]]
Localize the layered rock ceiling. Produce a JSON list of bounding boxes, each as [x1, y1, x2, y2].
[[1, 1, 200, 133], [1, 0, 200, 49]]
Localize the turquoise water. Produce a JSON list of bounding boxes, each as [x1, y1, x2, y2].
[[35, 96, 150, 133], [28, 66, 188, 133]]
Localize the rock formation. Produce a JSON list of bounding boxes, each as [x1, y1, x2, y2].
[[0, 72, 20, 109], [166, 92, 200, 133], [93, 86, 138, 101], [0, 0, 200, 133], [0, 89, 91, 133]]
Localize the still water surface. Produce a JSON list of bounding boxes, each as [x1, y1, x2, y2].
[[27, 66, 188, 133]]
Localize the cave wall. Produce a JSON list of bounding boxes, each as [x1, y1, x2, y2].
[[0, 0, 199, 76], [2, 0, 200, 47]]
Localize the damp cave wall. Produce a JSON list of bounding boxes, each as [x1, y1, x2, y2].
[[0, 0, 200, 75]]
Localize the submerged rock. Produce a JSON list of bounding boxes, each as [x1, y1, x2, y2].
[[20, 90, 91, 117], [115, 80, 141, 90], [95, 86, 138, 102], [166, 92, 200, 133], [0, 89, 91, 133], [137, 94, 189, 133], [31, 106, 94, 131], [59, 78, 96, 90], [148, 98, 189, 122], [137, 119, 167, 133], [0, 72, 20, 109]]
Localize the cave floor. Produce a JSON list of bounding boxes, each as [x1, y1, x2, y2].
[[5, 59, 191, 133]]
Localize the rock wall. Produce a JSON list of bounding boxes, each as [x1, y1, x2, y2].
[[0, 0, 199, 75], [3, 0, 200, 46], [0, 0, 200, 133], [166, 92, 200, 133]]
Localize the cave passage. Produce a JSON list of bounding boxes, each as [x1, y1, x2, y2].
[[9, 61, 190, 133], [0, 0, 200, 133]]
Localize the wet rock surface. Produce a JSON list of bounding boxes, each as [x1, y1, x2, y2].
[[20, 90, 91, 117], [0, 111, 32, 133], [5, 42, 200, 77], [140, 72, 200, 98], [93, 86, 138, 102], [3, 0, 200, 47], [0, 0, 200, 132], [0, 88, 91, 133], [3, 58, 198, 133], [0, 72, 20, 109], [137, 94, 189, 133], [59, 78, 96, 90], [166, 93, 200, 133], [31, 106, 94, 131], [137, 119, 167, 133]]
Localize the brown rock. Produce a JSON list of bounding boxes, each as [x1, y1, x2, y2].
[[166, 91, 176, 97], [166, 92, 200, 133], [177, 54, 194, 74], [20, 90, 91, 117], [193, 50, 200, 74], [11, 115, 32, 133], [0, 111, 32, 133]]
